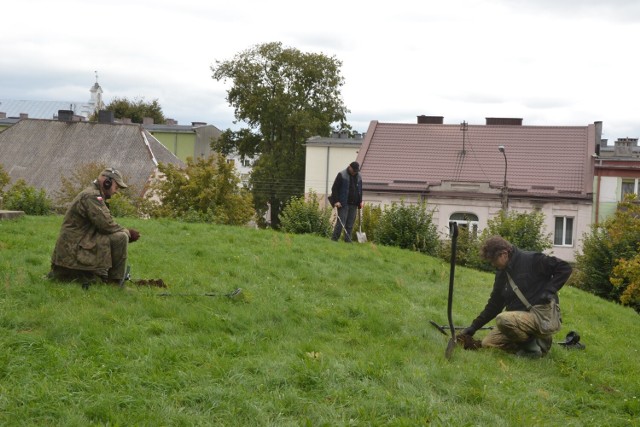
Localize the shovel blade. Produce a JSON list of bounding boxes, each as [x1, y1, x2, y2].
[[356, 231, 367, 243], [445, 337, 456, 359]]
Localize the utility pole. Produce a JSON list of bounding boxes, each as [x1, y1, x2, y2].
[[498, 145, 508, 211], [460, 121, 468, 155]]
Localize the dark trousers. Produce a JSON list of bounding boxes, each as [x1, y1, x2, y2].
[[332, 204, 358, 242]]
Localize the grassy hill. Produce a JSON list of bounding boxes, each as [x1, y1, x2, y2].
[[0, 215, 638, 426]]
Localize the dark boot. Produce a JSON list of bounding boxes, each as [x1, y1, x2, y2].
[[516, 337, 543, 358], [537, 336, 553, 354]]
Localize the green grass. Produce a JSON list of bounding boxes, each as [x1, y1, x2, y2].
[[0, 215, 639, 426]]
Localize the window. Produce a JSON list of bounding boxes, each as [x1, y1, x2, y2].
[[622, 179, 639, 199], [449, 212, 479, 236], [554, 216, 574, 246]]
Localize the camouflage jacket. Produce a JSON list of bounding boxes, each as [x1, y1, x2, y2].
[[51, 182, 129, 271]]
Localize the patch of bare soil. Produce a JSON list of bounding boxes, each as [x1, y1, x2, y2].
[[132, 279, 167, 288]]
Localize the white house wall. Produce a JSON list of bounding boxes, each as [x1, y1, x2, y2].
[[598, 177, 620, 203], [362, 191, 588, 262], [304, 145, 359, 205], [594, 176, 620, 223]]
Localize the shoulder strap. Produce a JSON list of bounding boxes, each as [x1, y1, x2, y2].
[[506, 272, 532, 310]]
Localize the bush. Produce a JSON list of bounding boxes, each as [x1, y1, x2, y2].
[[439, 223, 482, 268], [573, 196, 640, 312], [3, 179, 52, 215], [147, 156, 255, 226], [610, 256, 640, 312], [279, 192, 332, 237], [439, 209, 553, 271], [481, 209, 552, 253], [54, 162, 106, 209], [374, 200, 440, 256], [0, 164, 10, 208], [54, 162, 143, 217], [360, 204, 382, 242], [107, 192, 140, 218]]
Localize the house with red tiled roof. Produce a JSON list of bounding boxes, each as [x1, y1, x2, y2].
[[354, 116, 600, 262]]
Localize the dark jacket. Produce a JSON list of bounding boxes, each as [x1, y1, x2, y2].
[[469, 246, 572, 333], [51, 182, 129, 271], [330, 168, 362, 207]]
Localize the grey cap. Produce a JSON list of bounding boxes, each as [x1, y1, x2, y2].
[[100, 168, 128, 188]]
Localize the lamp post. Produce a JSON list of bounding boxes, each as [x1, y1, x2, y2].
[[498, 145, 508, 211]]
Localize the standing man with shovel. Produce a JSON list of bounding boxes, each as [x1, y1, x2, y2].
[[330, 161, 363, 243]]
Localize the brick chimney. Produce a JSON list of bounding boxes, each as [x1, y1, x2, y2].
[[57, 110, 73, 121], [417, 115, 444, 124], [143, 117, 155, 125], [614, 137, 638, 158], [486, 117, 523, 126], [98, 110, 115, 124]]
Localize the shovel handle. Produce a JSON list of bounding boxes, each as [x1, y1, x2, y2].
[[445, 222, 459, 358]]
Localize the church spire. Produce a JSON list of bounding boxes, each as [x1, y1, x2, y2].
[[89, 70, 104, 111]]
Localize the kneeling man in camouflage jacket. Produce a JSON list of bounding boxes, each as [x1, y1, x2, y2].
[[49, 168, 140, 284]]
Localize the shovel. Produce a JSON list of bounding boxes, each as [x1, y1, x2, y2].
[[445, 222, 459, 360], [356, 209, 367, 243]]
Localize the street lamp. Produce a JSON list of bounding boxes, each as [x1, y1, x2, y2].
[[498, 145, 508, 211]]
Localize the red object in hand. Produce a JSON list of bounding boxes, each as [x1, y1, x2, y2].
[[128, 228, 140, 242]]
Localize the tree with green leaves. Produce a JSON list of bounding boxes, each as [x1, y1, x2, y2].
[[211, 42, 350, 228], [93, 96, 165, 124], [573, 195, 640, 312]]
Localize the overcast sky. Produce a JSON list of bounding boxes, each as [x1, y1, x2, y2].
[[2, 0, 639, 142]]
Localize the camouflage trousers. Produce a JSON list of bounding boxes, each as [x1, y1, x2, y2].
[[51, 231, 128, 283], [95, 231, 129, 281], [481, 310, 554, 354]]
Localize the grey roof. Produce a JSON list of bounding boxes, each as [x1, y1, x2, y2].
[[144, 123, 222, 133], [0, 119, 185, 199], [144, 123, 200, 133], [0, 99, 94, 119]]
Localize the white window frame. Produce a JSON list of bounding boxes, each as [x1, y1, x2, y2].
[[449, 212, 479, 237], [554, 216, 574, 247]]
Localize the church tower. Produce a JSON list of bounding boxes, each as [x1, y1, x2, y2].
[[88, 70, 104, 113]]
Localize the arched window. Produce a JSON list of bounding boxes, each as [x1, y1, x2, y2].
[[449, 212, 479, 236]]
